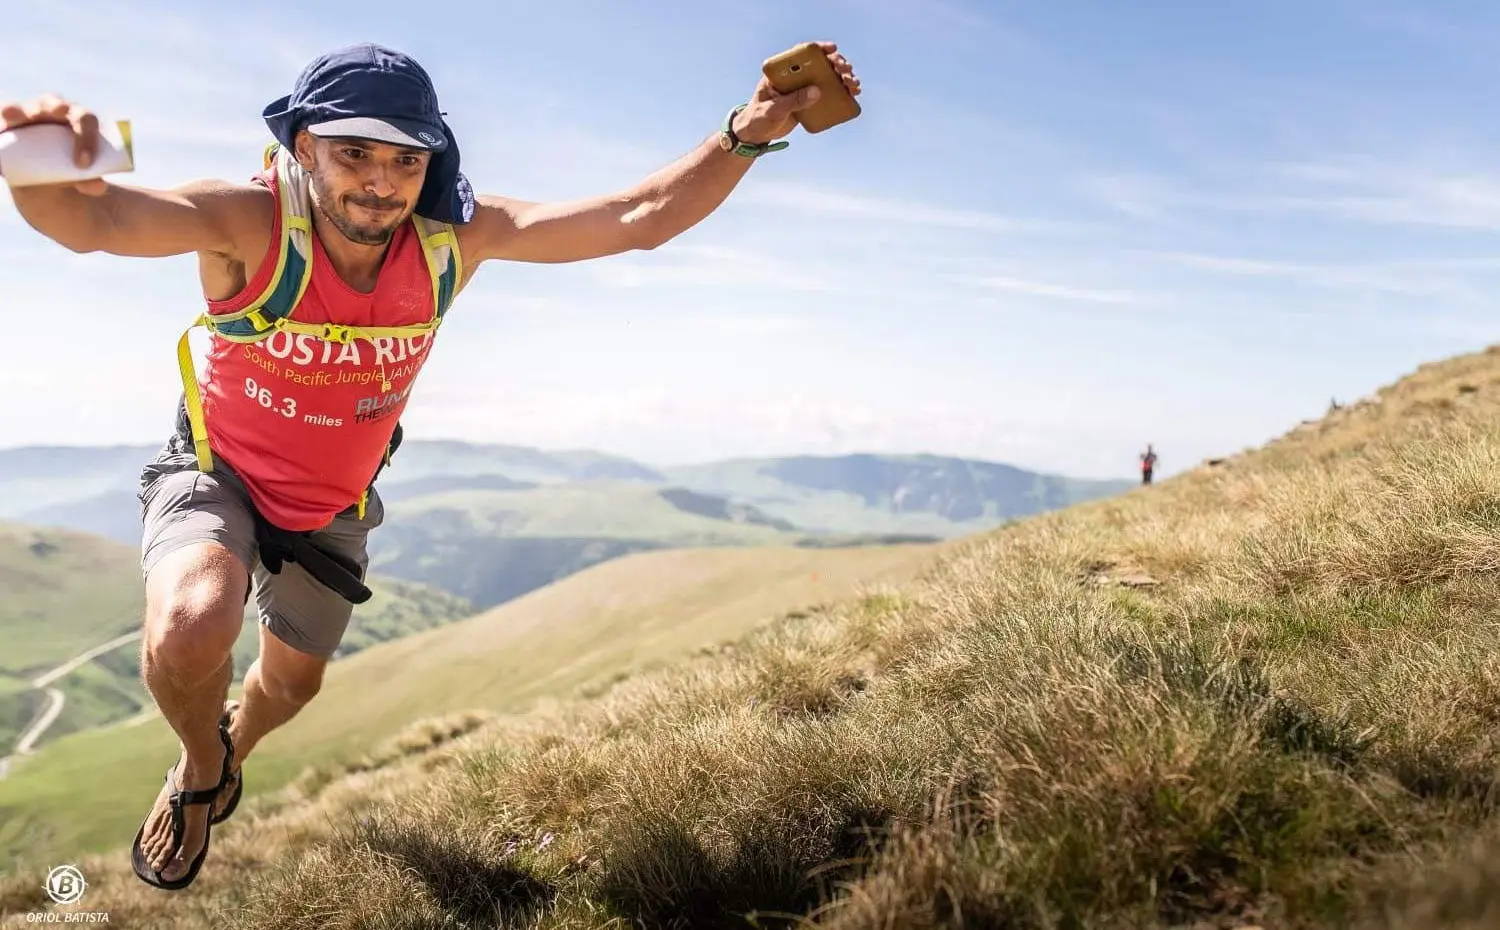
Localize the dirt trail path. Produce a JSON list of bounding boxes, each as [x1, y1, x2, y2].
[[0, 631, 141, 779]]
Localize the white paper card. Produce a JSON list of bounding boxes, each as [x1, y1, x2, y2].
[[0, 120, 134, 187]]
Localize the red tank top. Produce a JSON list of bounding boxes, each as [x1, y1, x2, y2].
[[199, 170, 443, 531]]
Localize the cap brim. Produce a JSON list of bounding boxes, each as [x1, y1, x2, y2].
[[305, 116, 448, 152]]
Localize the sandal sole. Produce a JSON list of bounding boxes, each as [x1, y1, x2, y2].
[[130, 715, 235, 891]]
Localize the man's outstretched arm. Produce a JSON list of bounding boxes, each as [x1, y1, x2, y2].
[[464, 42, 861, 265], [2, 96, 255, 258]]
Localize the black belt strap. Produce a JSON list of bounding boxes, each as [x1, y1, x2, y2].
[[172, 397, 402, 606], [253, 516, 373, 604]]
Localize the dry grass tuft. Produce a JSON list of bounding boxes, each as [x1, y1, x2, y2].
[[16, 347, 1500, 927]]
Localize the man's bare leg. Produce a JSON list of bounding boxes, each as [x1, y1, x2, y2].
[[212, 623, 328, 818], [135, 542, 247, 884]]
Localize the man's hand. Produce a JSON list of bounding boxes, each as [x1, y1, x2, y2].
[[452, 42, 863, 267], [3, 93, 253, 259], [732, 42, 861, 145], [1, 94, 108, 195]]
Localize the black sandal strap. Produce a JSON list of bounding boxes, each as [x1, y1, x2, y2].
[[160, 716, 239, 808], [215, 715, 235, 790], [172, 786, 224, 807]]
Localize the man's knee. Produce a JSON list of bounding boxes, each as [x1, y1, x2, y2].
[[143, 544, 247, 677]]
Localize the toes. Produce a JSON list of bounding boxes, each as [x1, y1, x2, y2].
[[144, 813, 168, 866], [142, 786, 180, 871], [148, 822, 174, 870]]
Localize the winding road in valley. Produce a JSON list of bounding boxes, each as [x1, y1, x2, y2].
[[0, 631, 140, 780]]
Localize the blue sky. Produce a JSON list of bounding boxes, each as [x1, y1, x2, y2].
[[3, 0, 1499, 480]]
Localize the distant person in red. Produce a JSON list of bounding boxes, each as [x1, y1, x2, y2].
[[1140, 444, 1158, 485]]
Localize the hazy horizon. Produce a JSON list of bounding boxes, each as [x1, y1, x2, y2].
[[5, 1, 1496, 483]]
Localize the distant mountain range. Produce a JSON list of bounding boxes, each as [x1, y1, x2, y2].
[[0, 441, 1131, 608], [0, 438, 1128, 785]]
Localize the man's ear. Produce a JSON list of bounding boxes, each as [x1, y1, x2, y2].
[[293, 129, 317, 171]]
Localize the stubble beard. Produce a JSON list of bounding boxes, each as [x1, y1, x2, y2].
[[309, 173, 405, 247]]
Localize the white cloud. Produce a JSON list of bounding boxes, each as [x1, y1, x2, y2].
[[1085, 159, 1500, 231], [955, 274, 1145, 305], [736, 181, 1075, 234], [1082, 174, 1176, 223], [10, 0, 1489, 483], [1301, 178, 1500, 230], [672, 314, 816, 336], [583, 243, 845, 293], [1137, 250, 1492, 302]]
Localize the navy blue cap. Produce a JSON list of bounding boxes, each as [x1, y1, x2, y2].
[[263, 43, 476, 224]]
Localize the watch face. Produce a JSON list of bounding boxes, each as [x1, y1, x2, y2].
[[718, 132, 734, 152]]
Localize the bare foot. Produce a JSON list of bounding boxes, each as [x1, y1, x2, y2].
[[136, 747, 224, 884]]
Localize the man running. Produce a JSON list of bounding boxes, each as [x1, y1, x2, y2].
[[1140, 444, 1158, 486], [1, 41, 860, 890]]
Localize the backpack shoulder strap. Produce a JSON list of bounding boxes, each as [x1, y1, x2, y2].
[[202, 144, 316, 341], [176, 144, 319, 472], [412, 214, 463, 321]]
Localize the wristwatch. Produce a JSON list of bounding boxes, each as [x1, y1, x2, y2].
[[719, 103, 789, 158]]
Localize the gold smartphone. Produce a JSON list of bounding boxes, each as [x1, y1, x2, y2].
[[761, 42, 861, 133]]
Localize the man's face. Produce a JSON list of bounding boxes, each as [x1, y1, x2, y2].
[[295, 132, 431, 246]]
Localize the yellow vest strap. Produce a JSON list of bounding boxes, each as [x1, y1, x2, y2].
[[178, 145, 458, 478], [267, 319, 442, 341], [176, 321, 214, 473]]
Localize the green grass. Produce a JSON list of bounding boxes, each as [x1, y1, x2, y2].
[[43, 660, 151, 749], [0, 692, 42, 760], [228, 575, 474, 675], [0, 559, 473, 767], [0, 522, 142, 674], [0, 544, 934, 869], [367, 481, 818, 608], [13, 348, 1500, 927]]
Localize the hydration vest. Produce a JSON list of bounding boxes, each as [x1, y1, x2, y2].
[[169, 143, 465, 604], [174, 142, 464, 519]]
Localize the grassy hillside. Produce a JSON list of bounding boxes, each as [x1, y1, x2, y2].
[[0, 578, 470, 757], [12, 348, 1500, 927], [0, 544, 934, 871], [367, 481, 812, 607], [0, 516, 145, 750], [226, 575, 474, 674], [0, 517, 472, 755], [0, 522, 142, 675], [383, 481, 794, 542]]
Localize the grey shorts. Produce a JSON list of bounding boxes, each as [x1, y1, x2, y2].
[[136, 440, 385, 660]]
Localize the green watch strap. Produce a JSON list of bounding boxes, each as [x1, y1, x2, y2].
[[722, 103, 789, 158]]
